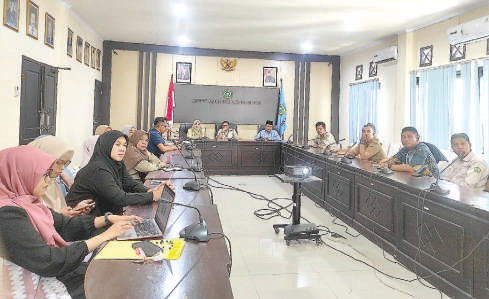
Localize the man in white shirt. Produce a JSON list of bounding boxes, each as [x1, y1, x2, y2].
[[441, 133, 489, 189]]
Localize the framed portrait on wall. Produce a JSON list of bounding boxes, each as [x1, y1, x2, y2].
[[76, 36, 83, 62], [44, 13, 55, 48], [96, 49, 101, 70], [26, 0, 38, 39], [355, 65, 363, 80], [3, 0, 20, 32], [66, 28, 73, 57], [90, 46, 96, 68], [84, 41, 90, 66], [176, 62, 192, 84], [263, 67, 277, 87]]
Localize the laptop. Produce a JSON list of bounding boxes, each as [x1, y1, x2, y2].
[[117, 184, 176, 240]]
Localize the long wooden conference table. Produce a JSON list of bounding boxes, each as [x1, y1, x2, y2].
[[85, 140, 489, 299], [84, 151, 233, 299], [282, 143, 489, 299]]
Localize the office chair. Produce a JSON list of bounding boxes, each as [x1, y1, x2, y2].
[[215, 123, 238, 139], [257, 124, 280, 134], [179, 123, 193, 140]]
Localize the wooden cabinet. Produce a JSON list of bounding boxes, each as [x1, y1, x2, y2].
[[354, 174, 399, 245], [196, 141, 280, 175], [199, 142, 237, 175], [237, 142, 281, 175], [325, 163, 355, 218]]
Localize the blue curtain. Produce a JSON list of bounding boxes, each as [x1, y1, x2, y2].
[[349, 80, 379, 144], [409, 72, 417, 127], [467, 62, 481, 153], [411, 65, 456, 150], [483, 60, 489, 157]]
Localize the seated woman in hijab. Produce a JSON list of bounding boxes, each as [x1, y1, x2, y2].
[[80, 125, 112, 168], [187, 120, 203, 139], [0, 146, 140, 299], [67, 130, 167, 216], [122, 125, 136, 137], [28, 136, 94, 217], [124, 130, 166, 182]]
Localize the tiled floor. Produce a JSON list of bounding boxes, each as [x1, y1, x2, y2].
[[209, 175, 450, 299]]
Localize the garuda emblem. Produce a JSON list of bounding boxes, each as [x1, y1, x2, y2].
[[220, 58, 237, 72]]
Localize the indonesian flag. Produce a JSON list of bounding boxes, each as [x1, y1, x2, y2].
[[166, 74, 174, 122]]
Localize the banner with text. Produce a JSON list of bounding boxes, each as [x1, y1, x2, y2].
[[173, 84, 279, 124]]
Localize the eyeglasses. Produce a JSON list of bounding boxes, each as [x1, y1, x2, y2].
[[43, 169, 54, 182], [55, 159, 71, 168]]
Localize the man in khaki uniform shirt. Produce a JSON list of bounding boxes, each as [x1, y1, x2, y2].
[[440, 133, 489, 190], [345, 123, 386, 163], [216, 120, 239, 141], [312, 121, 338, 149]]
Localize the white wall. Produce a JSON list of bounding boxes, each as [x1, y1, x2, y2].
[[340, 38, 398, 144], [0, 0, 102, 166], [110, 53, 306, 140], [309, 62, 332, 138], [340, 3, 489, 147]]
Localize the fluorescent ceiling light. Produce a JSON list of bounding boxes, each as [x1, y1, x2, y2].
[[301, 41, 313, 53], [177, 35, 191, 46], [173, 3, 187, 18]]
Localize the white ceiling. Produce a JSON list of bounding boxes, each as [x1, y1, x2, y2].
[[64, 0, 489, 55]]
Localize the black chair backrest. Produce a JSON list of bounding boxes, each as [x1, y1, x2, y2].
[[420, 142, 448, 163], [179, 123, 193, 139], [215, 123, 238, 138], [257, 125, 280, 134]]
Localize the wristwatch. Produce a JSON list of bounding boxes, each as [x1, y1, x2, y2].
[[104, 212, 113, 225]]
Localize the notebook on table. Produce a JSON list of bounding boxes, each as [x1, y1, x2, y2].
[[117, 184, 176, 240]]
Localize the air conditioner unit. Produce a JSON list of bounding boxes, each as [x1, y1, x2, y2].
[[447, 16, 489, 45], [372, 46, 398, 64]]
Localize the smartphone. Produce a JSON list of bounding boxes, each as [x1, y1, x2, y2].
[[131, 241, 161, 257]]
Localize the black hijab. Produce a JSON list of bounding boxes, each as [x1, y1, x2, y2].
[[67, 130, 130, 209], [88, 130, 128, 186]]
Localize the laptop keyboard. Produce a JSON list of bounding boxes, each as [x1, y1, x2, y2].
[[134, 219, 160, 237]]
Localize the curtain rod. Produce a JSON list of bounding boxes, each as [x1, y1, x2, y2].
[[410, 56, 489, 74], [349, 78, 379, 86]]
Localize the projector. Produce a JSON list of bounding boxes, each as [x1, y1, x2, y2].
[[284, 165, 312, 179]]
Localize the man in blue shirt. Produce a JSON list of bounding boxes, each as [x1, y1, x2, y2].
[[147, 117, 177, 157], [254, 120, 281, 141], [379, 126, 439, 177]]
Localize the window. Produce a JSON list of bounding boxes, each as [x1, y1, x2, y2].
[[411, 60, 489, 161], [349, 80, 379, 144]]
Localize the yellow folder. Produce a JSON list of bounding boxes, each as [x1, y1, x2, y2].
[[94, 239, 185, 260]]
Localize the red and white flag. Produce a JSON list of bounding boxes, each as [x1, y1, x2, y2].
[[166, 74, 174, 124]]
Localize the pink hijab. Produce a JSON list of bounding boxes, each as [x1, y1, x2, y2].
[[0, 146, 67, 247]]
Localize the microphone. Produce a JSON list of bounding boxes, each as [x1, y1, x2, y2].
[[286, 134, 293, 144], [303, 138, 316, 150], [322, 141, 336, 155], [181, 141, 194, 158], [174, 141, 203, 191], [160, 199, 209, 242], [440, 151, 465, 174], [322, 137, 345, 155], [429, 151, 465, 195]]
